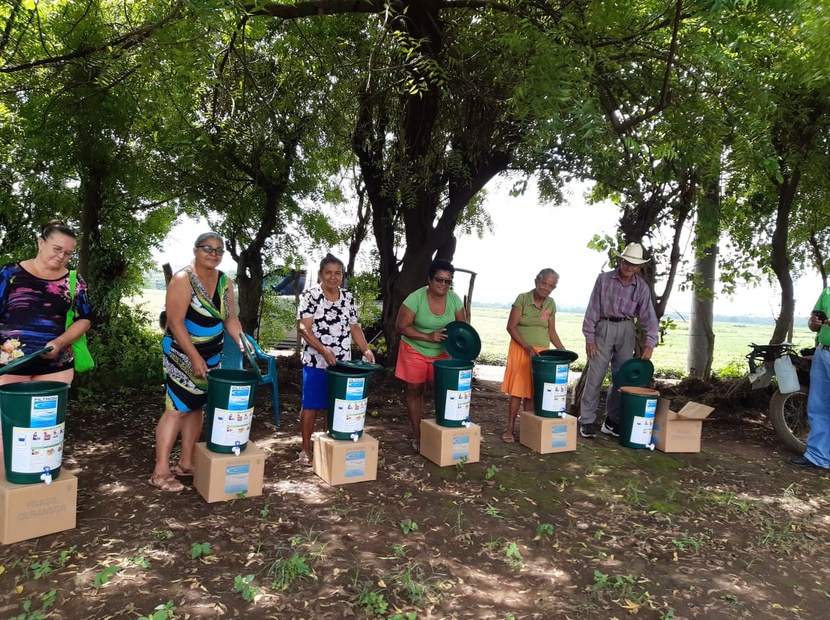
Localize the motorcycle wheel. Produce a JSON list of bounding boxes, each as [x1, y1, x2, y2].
[[769, 384, 810, 454]]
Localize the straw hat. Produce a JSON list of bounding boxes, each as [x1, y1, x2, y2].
[[615, 243, 651, 265]]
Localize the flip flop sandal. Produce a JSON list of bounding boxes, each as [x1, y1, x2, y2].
[[171, 464, 195, 477], [296, 452, 312, 467], [149, 474, 184, 492], [501, 433, 516, 444], [411, 440, 421, 454]]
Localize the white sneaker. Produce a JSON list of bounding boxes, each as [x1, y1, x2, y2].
[[601, 421, 620, 437]]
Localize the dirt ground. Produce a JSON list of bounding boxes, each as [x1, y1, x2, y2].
[[1, 359, 829, 620]]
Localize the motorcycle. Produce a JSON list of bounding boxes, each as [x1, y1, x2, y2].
[[746, 343, 813, 454]]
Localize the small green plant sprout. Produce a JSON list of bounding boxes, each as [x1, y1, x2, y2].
[[399, 519, 419, 534], [190, 541, 212, 560], [131, 549, 152, 569], [455, 457, 469, 478], [392, 544, 407, 557], [29, 560, 52, 580], [484, 504, 504, 519], [504, 541, 523, 569], [268, 550, 314, 590], [388, 613, 418, 620], [260, 504, 271, 518], [356, 583, 389, 616], [485, 464, 499, 480], [138, 600, 177, 620], [234, 574, 260, 602], [92, 565, 122, 589], [535, 523, 554, 539], [671, 531, 703, 553], [11, 589, 57, 620], [57, 545, 77, 567]]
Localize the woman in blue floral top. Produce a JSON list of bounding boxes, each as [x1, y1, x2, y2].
[[0, 220, 92, 386]]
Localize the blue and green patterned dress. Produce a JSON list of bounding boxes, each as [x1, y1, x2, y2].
[[162, 268, 229, 412]]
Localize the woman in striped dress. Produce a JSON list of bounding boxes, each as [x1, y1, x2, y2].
[[150, 232, 244, 492]]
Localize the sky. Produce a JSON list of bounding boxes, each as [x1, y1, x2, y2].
[[151, 179, 822, 319]]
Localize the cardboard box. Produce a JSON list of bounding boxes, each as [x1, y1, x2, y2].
[[0, 467, 77, 544], [419, 420, 480, 466], [519, 413, 577, 454], [313, 432, 378, 485], [194, 442, 265, 503], [653, 398, 715, 453]]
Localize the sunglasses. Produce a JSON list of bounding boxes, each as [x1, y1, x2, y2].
[[198, 245, 225, 256], [432, 277, 453, 285]]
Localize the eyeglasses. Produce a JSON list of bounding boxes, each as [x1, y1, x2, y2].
[[621, 260, 642, 269], [432, 277, 453, 285], [198, 245, 225, 256], [51, 246, 76, 259]]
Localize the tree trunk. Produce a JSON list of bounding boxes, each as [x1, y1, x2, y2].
[[687, 178, 719, 378], [770, 171, 800, 344]]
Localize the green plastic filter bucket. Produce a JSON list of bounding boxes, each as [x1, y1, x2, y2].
[[326, 361, 381, 440], [0, 381, 70, 484], [433, 359, 474, 427], [531, 350, 579, 418], [205, 369, 258, 454], [618, 386, 660, 449]]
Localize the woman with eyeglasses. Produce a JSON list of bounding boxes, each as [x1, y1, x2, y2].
[[0, 220, 92, 386], [500, 268, 565, 443], [151, 232, 244, 492], [395, 259, 467, 452]]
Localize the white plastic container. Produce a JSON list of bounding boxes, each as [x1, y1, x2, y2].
[[774, 356, 800, 394]]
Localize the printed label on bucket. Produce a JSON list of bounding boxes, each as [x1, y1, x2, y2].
[[345, 450, 367, 478], [211, 407, 254, 446], [227, 385, 253, 411], [332, 398, 367, 433], [555, 364, 569, 384], [541, 382, 567, 412], [31, 395, 60, 427], [630, 398, 657, 445], [224, 464, 250, 494], [457, 369, 472, 390], [444, 389, 471, 420], [11, 423, 65, 473], [344, 377, 366, 401], [451, 436, 470, 461]]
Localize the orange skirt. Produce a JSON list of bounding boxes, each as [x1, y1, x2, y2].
[[501, 340, 546, 399]]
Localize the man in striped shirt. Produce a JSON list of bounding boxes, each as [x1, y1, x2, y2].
[[578, 243, 659, 438]]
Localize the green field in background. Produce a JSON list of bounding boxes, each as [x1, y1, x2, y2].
[[132, 290, 814, 377], [469, 307, 814, 376]]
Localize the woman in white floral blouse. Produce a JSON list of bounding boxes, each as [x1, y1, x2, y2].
[[296, 254, 375, 464]]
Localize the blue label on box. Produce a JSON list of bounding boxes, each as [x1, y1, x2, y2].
[[550, 425, 568, 448], [224, 464, 250, 494], [451, 436, 470, 461], [345, 450, 367, 478]]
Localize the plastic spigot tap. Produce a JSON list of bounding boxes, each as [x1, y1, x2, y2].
[[647, 442, 656, 451], [232, 442, 241, 456], [463, 416, 472, 428], [41, 466, 52, 485], [558, 411, 566, 419], [351, 432, 360, 442]]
